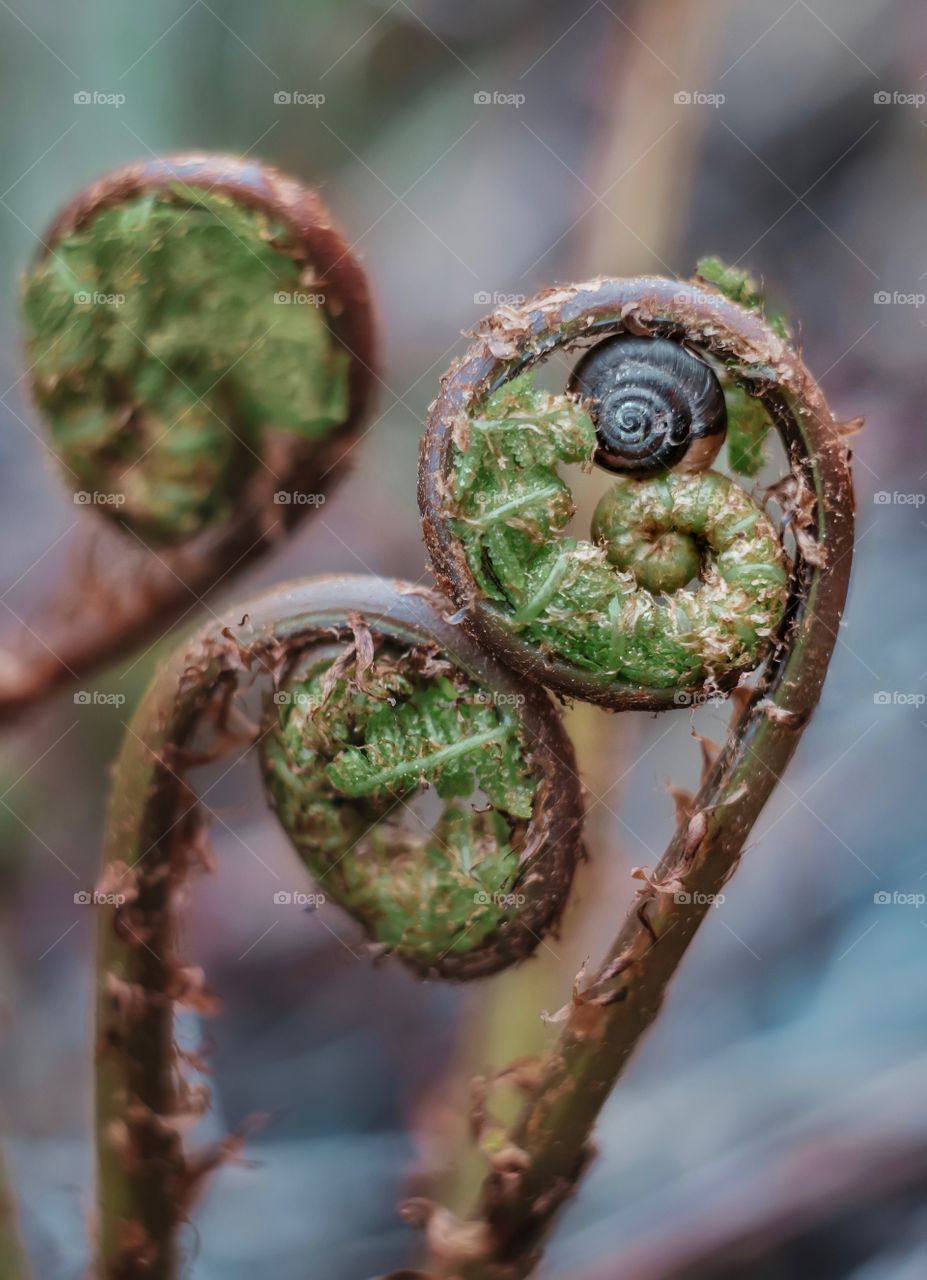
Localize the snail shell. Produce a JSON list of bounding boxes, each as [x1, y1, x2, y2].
[[570, 335, 727, 475]]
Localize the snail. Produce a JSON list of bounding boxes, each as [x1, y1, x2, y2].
[[570, 334, 727, 475]]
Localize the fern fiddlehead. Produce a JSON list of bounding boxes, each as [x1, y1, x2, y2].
[[93, 576, 583, 1278], [415, 270, 854, 1277], [0, 154, 376, 718], [432, 368, 787, 691], [420, 275, 800, 709]]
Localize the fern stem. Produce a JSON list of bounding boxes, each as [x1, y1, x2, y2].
[[93, 575, 582, 1279], [0, 1140, 32, 1280], [421, 292, 854, 1278]]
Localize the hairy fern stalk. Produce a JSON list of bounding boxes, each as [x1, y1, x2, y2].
[[416, 270, 854, 1278], [90, 579, 582, 1280]]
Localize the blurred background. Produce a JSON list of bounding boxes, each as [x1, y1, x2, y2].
[[0, 1, 925, 1277]]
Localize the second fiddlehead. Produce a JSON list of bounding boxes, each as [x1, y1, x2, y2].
[[93, 575, 583, 1278], [1, 154, 376, 718]]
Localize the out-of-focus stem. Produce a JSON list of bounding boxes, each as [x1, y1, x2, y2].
[[580, 0, 732, 278], [0, 1140, 32, 1280]]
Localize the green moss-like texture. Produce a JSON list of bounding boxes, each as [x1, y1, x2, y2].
[[448, 373, 788, 688], [21, 185, 350, 543], [261, 648, 538, 966], [724, 382, 776, 478], [695, 257, 788, 478], [696, 256, 790, 341]]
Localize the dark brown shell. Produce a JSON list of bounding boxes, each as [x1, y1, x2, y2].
[[570, 334, 726, 475]]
